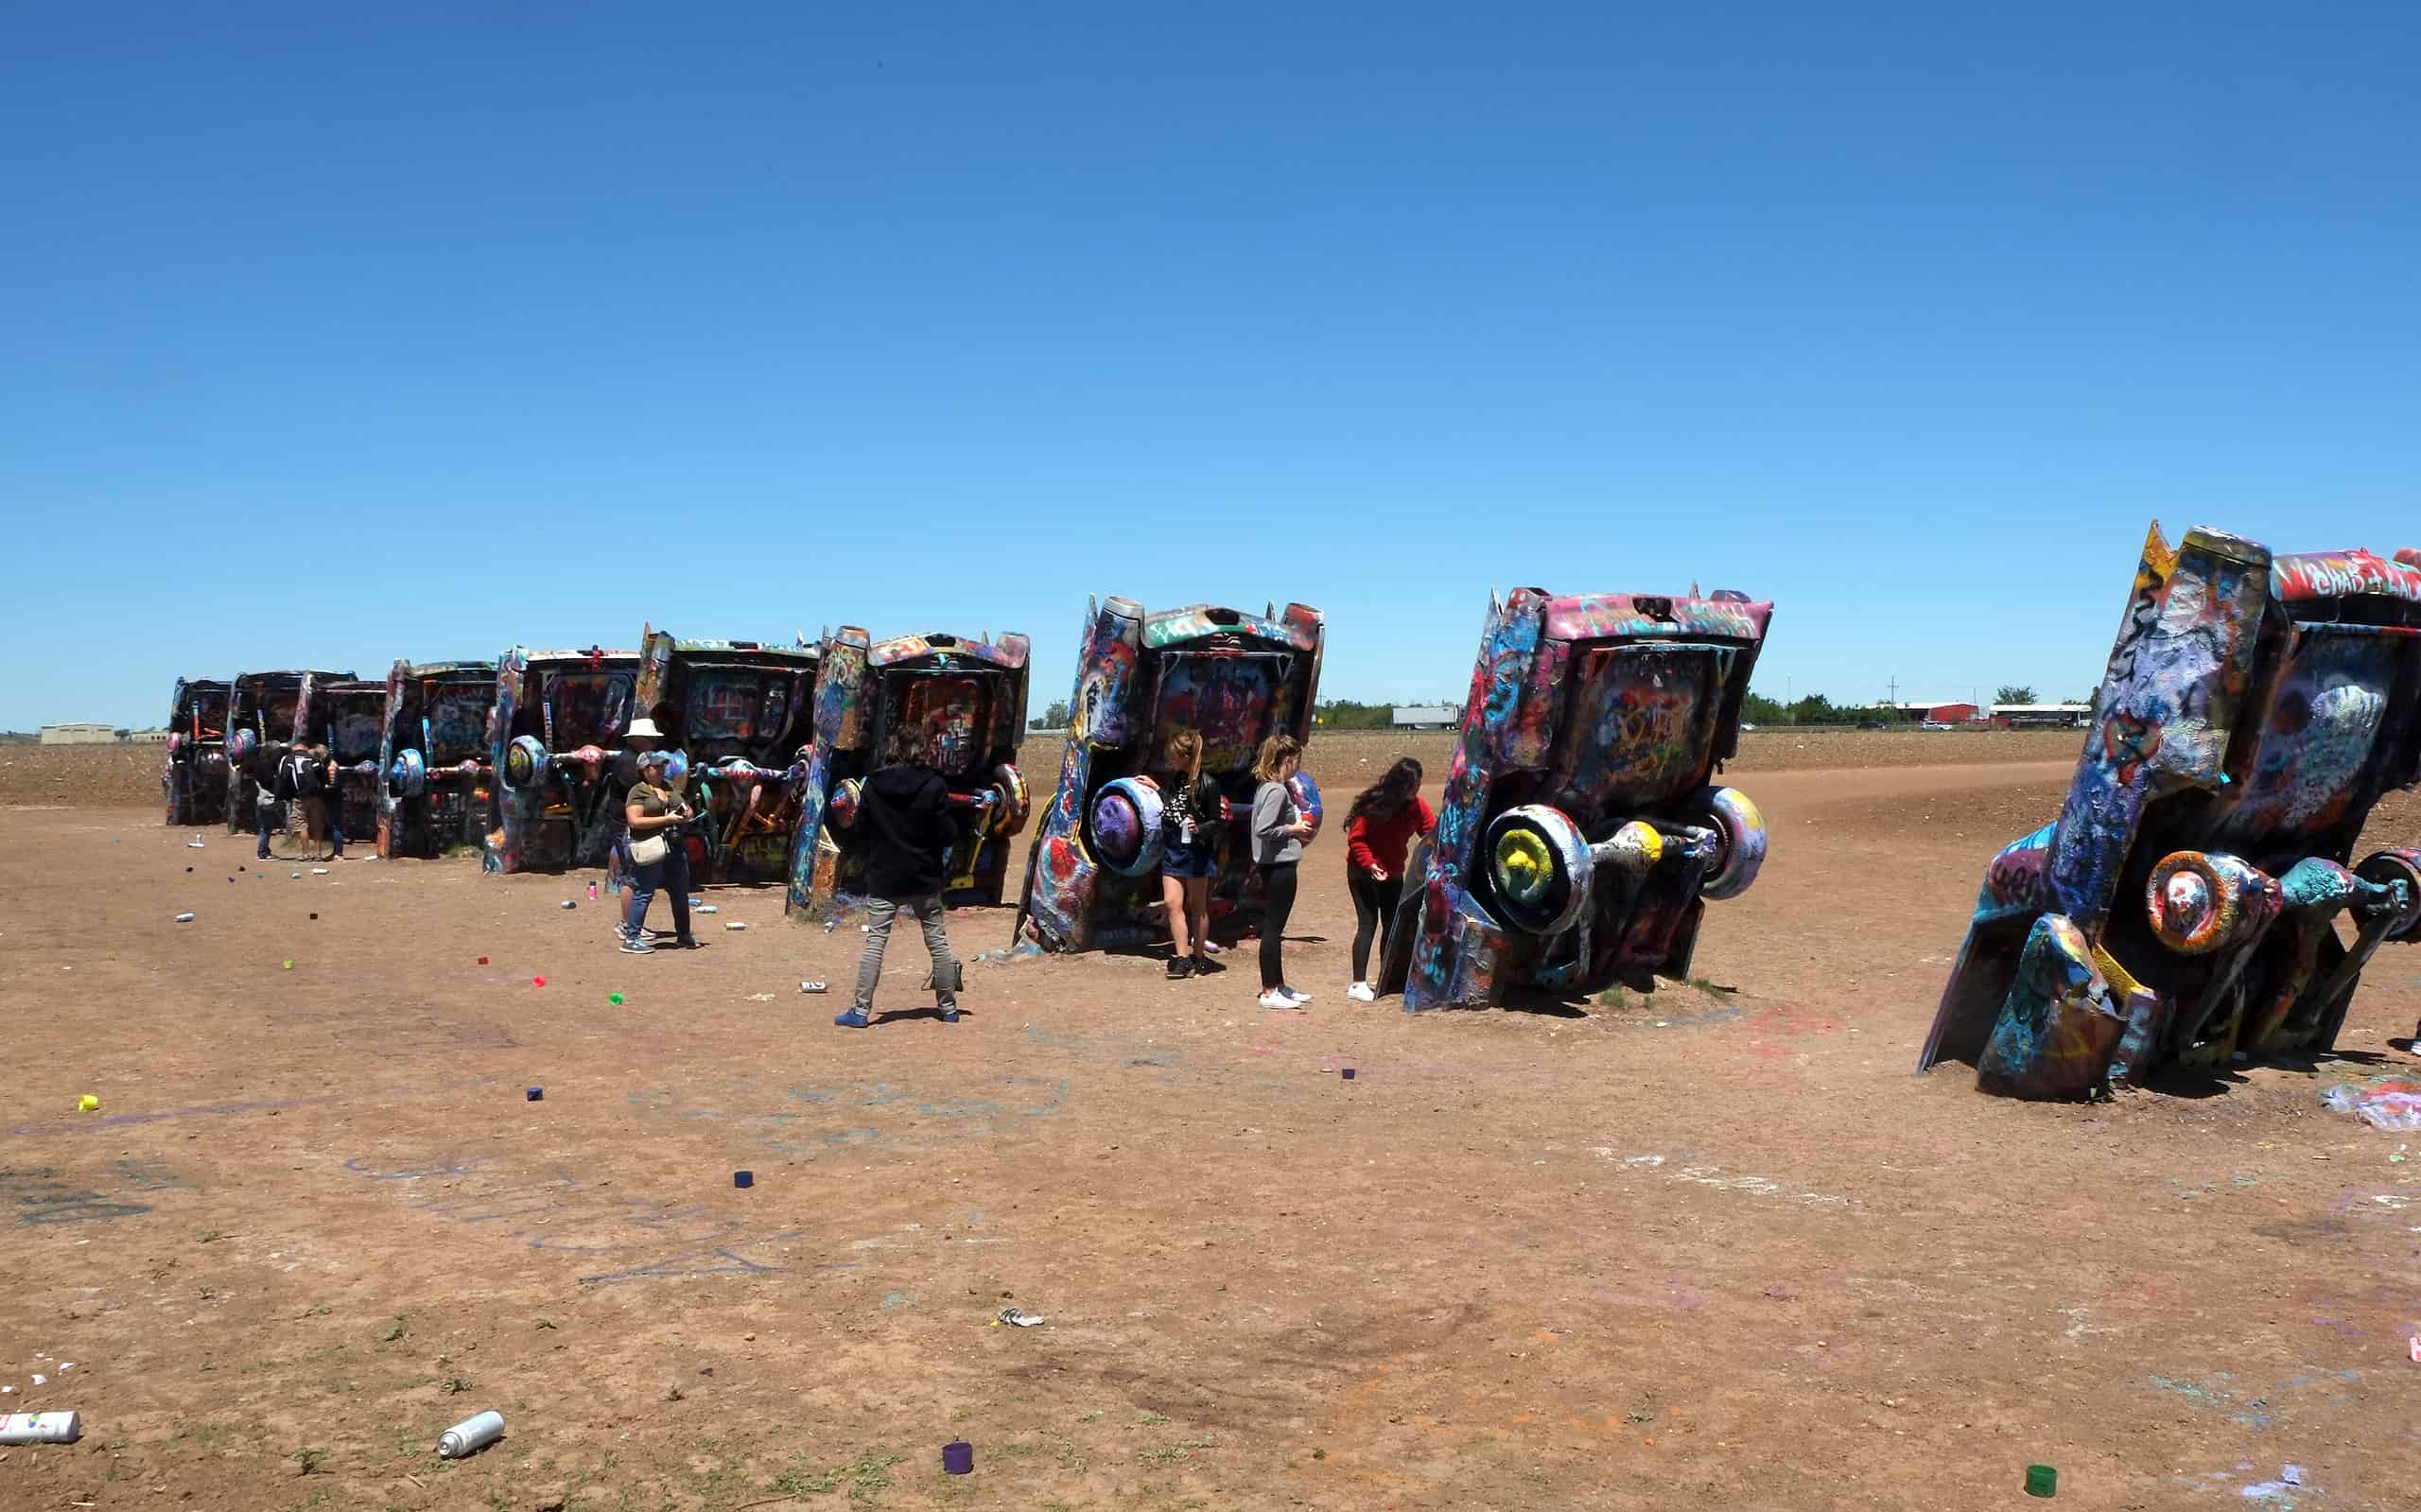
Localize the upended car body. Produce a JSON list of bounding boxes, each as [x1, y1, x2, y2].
[[163, 678, 231, 826], [377, 659, 499, 859], [484, 647, 643, 873], [1016, 599, 1324, 952], [307, 675, 392, 849], [221, 669, 354, 835], [1921, 526, 2421, 1100], [1377, 587, 1772, 1010], [785, 628, 1033, 916], [634, 627, 823, 886]]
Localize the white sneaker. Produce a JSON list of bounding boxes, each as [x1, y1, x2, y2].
[[1280, 985, 1314, 1004], [1258, 989, 1296, 1010], [1347, 982, 1376, 1002]]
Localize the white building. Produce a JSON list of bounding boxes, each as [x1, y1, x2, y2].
[[38, 722, 120, 745]]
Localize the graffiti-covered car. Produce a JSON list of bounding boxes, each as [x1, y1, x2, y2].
[[484, 646, 643, 873], [1921, 526, 2421, 1101], [163, 678, 231, 826], [1377, 587, 1772, 1010], [222, 669, 354, 835], [377, 659, 498, 859], [635, 627, 822, 886], [1016, 600, 1323, 952], [785, 629, 1033, 915]]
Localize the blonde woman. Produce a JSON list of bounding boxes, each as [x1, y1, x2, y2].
[[1249, 735, 1314, 1008], [1157, 729, 1224, 980]]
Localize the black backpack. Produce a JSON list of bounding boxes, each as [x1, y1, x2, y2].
[[282, 752, 323, 800]]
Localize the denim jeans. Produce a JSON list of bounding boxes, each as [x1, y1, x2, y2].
[[255, 799, 279, 858], [851, 895, 957, 1012], [623, 843, 693, 943]]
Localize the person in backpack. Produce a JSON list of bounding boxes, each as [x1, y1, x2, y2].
[[834, 724, 960, 1029], [1155, 728, 1225, 980], [1342, 757, 1433, 1001], [313, 744, 346, 859]]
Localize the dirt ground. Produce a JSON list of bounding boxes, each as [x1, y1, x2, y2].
[[4, 739, 2417, 1511]]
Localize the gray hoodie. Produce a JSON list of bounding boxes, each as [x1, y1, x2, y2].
[[1251, 779, 1302, 865]]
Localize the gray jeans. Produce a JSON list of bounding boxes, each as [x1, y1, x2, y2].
[[852, 894, 957, 1012]]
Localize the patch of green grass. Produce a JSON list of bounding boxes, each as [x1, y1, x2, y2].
[[379, 1317, 408, 1345], [1686, 976, 1735, 996], [663, 1382, 684, 1402], [292, 1446, 326, 1476], [441, 1376, 474, 1395], [990, 1439, 1040, 1458], [1597, 985, 1631, 1008], [1075, 1410, 1104, 1423], [1141, 1434, 1217, 1465], [1137, 1411, 1169, 1426]]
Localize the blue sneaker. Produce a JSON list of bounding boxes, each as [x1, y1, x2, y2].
[[939, 1006, 960, 1023], [833, 1009, 870, 1029]]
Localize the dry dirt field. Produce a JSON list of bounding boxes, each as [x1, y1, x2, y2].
[[4, 735, 2417, 1512]]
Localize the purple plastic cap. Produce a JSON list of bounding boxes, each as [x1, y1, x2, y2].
[[1341, 1068, 1356, 1080], [942, 1441, 973, 1475], [526, 1087, 543, 1101], [734, 1170, 755, 1189]]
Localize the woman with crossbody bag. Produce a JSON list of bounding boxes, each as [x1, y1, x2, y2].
[[619, 750, 700, 954]]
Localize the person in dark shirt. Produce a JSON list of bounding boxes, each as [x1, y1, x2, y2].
[[834, 727, 960, 1028], [247, 745, 282, 860]]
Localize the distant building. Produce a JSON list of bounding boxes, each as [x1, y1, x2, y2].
[[38, 722, 119, 745], [1992, 703, 2092, 729], [1392, 705, 1458, 730]]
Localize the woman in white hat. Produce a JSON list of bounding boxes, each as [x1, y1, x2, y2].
[[620, 747, 700, 953]]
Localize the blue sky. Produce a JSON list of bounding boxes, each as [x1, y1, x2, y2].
[[5, 3, 2415, 727]]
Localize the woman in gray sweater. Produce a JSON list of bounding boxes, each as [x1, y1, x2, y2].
[[1250, 735, 1315, 1008]]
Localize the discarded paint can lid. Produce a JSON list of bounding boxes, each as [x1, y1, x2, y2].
[[477, 956, 488, 965], [526, 1087, 543, 1102], [532, 975, 547, 987], [2025, 1464, 2057, 1498], [308, 912, 318, 920], [1340, 1068, 1355, 1080], [942, 1441, 973, 1475], [437, 1410, 504, 1459], [282, 960, 294, 970], [175, 912, 196, 923], [78, 1094, 99, 1112], [608, 992, 624, 1005], [733, 1170, 754, 1189]]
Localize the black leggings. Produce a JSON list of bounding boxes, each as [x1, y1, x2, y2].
[[1258, 861, 1299, 990], [1349, 868, 1402, 981]]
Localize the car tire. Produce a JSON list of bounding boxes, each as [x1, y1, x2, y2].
[[502, 734, 550, 791], [1687, 785, 1768, 901], [392, 748, 427, 798], [1481, 804, 1593, 935], [1088, 776, 1166, 878]]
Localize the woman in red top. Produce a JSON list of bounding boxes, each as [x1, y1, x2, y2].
[[1343, 758, 1433, 1001]]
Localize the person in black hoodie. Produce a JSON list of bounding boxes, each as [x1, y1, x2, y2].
[[834, 726, 960, 1028]]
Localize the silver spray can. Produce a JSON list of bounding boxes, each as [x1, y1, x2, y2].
[[437, 1410, 504, 1458], [0, 1411, 81, 1445]]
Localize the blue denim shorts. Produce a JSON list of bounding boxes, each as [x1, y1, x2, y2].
[[1161, 840, 1217, 880]]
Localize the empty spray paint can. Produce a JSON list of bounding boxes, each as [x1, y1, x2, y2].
[[0, 1411, 82, 1445], [438, 1410, 504, 1458], [175, 912, 196, 923], [587, 880, 598, 900]]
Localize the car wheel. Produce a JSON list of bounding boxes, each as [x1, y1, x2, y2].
[[2355, 848, 2421, 943], [391, 748, 427, 798], [502, 734, 550, 791], [1088, 776, 1167, 878], [1687, 785, 1768, 900], [992, 763, 1032, 837], [1481, 804, 1593, 935]]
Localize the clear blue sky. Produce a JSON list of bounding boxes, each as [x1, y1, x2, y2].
[[6, 3, 2415, 728]]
